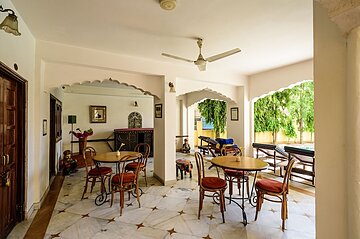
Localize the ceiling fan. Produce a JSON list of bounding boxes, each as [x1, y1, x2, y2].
[[161, 38, 241, 71]]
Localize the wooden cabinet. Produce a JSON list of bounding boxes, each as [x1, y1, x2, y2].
[[114, 128, 153, 157]]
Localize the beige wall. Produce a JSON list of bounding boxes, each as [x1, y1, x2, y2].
[[314, 2, 348, 238]]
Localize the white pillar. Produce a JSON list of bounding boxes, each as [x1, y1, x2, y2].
[[153, 75, 176, 185], [346, 26, 360, 239]]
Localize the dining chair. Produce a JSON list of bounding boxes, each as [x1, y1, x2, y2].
[[110, 154, 141, 216], [254, 158, 296, 231], [194, 152, 227, 223], [125, 143, 150, 187], [220, 146, 250, 202], [81, 146, 112, 199]]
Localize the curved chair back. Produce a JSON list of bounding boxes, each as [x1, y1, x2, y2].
[[282, 158, 296, 192], [134, 143, 150, 166], [116, 155, 141, 187], [83, 146, 97, 174], [194, 152, 205, 185]]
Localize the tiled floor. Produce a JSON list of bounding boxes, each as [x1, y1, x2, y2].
[[8, 153, 315, 239]]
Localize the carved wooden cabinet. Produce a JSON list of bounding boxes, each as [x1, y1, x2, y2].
[[114, 128, 154, 157]]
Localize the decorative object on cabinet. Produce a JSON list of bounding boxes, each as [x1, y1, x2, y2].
[[69, 128, 93, 154], [128, 112, 142, 128], [155, 104, 162, 118], [89, 105, 106, 123], [114, 128, 153, 157]]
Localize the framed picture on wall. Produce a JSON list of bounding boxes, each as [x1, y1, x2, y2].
[[230, 107, 239, 121], [155, 104, 162, 118], [90, 105, 107, 123]]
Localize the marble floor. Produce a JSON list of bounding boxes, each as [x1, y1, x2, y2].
[[8, 153, 315, 239]]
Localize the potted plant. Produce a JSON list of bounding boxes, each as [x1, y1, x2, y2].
[[69, 128, 93, 154]]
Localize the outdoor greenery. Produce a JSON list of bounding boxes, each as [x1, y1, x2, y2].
[[198, 99, 227, 138], [254, 81, 314, 143]]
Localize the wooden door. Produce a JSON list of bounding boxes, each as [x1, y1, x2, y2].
[[0, 78, 18, 238]]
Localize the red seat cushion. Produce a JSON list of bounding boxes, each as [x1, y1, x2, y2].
[[224, 169, 246, 177], [112, 173, 135, 184], [256, 179, 284, 193], [88, 167, 112, 176], [125, 162, 145, 170], [202, 177, 227, 189]]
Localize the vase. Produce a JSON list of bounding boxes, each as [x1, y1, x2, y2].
[[78, 137, 87, 154]]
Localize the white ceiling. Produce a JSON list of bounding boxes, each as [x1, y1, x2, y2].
[[11, 0, 313, 75]]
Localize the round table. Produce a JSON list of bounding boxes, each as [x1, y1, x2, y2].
[[93, 151, 142, 205], [211, 155, 268, 225]]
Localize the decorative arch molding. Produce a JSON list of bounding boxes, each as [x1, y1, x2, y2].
[[59, 78, 160, 99], [43, 61, 162, 99], [179, 88, 237, 107]]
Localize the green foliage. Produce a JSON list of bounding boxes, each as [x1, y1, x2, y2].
[[254, 81, 314, 143], [198, 99, 227, 137]]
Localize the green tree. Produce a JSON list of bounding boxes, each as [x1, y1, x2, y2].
[[289, 81, 314, 143], [198, 99, 227, 138]]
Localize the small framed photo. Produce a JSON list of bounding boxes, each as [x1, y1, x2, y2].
[[90, 105, 107, 123], [43, 119, 47, 136], [155, 104, 162, 118], [230, 107, 239, 121]]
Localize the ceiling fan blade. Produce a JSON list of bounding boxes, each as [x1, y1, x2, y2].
[[161, 53, 194, 63], [206, 48, 241, 62], [197, 63, 206, 71]]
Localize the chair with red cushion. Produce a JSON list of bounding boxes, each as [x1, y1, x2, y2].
[[254, 158, 296, 231], [220, 146, 250, 202], [125, 143, 150, 187], [111, 155, 141, 216], [194, 152, 227, 223], [81, 146, 112, 199]]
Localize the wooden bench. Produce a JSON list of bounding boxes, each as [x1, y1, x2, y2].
[[284, 146, 315, 186], [252, 143, 288, 176]]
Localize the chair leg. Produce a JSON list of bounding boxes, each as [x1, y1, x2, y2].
[[143, 169, 148, 187], [229, 178, 233, 203], [90, 177, 96, 193], [281, 194, 287, 231], [136, 184, 141, 208], [120, 190, 124, 216], [81, 177, 89, 199], [246, 179, 250, 199], [255, 190, 262, 221], [220, 190, 225, 223], [198, 189, 203, 219], [110, 186, 115, 207]]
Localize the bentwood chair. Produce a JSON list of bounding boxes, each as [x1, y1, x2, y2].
[[81, 146, 112, 199], [125, 143, 150, 187], [220, 146, 250, 202], [254, 158, 296, 231], [111, 155, 141, 216], [194, 152, 227, 223]]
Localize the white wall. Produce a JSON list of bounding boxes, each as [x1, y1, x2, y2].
[[314, 2, 348, 238], [249, 59, 313, 100], [346, 26, 360, 239], [0, 0, 36, 217], [63, 90, 154, 153]]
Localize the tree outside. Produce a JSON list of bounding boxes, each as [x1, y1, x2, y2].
[[254, 81, 314, 144], [198, 99, 227, 138]]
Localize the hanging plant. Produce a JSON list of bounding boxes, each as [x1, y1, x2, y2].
[[198, 99, 227, 137]]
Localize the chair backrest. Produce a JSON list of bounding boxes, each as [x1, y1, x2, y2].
[[116, 155, 141, 187], [83, 146, 96, 174], [194, 152, 205, 185], [134, 143, 150, 166], [282, 158, 296, 192]]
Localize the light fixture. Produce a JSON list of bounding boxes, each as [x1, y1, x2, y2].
[[169, 82, 176, 92], [134, 101, 138, 107], [0, 5, 21, 36], [159, 0, 176, 10], [68, 115, 77, 154]]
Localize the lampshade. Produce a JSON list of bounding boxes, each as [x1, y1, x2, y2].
[[0, 13, 21, 36], [68, 115, 77, 124]]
